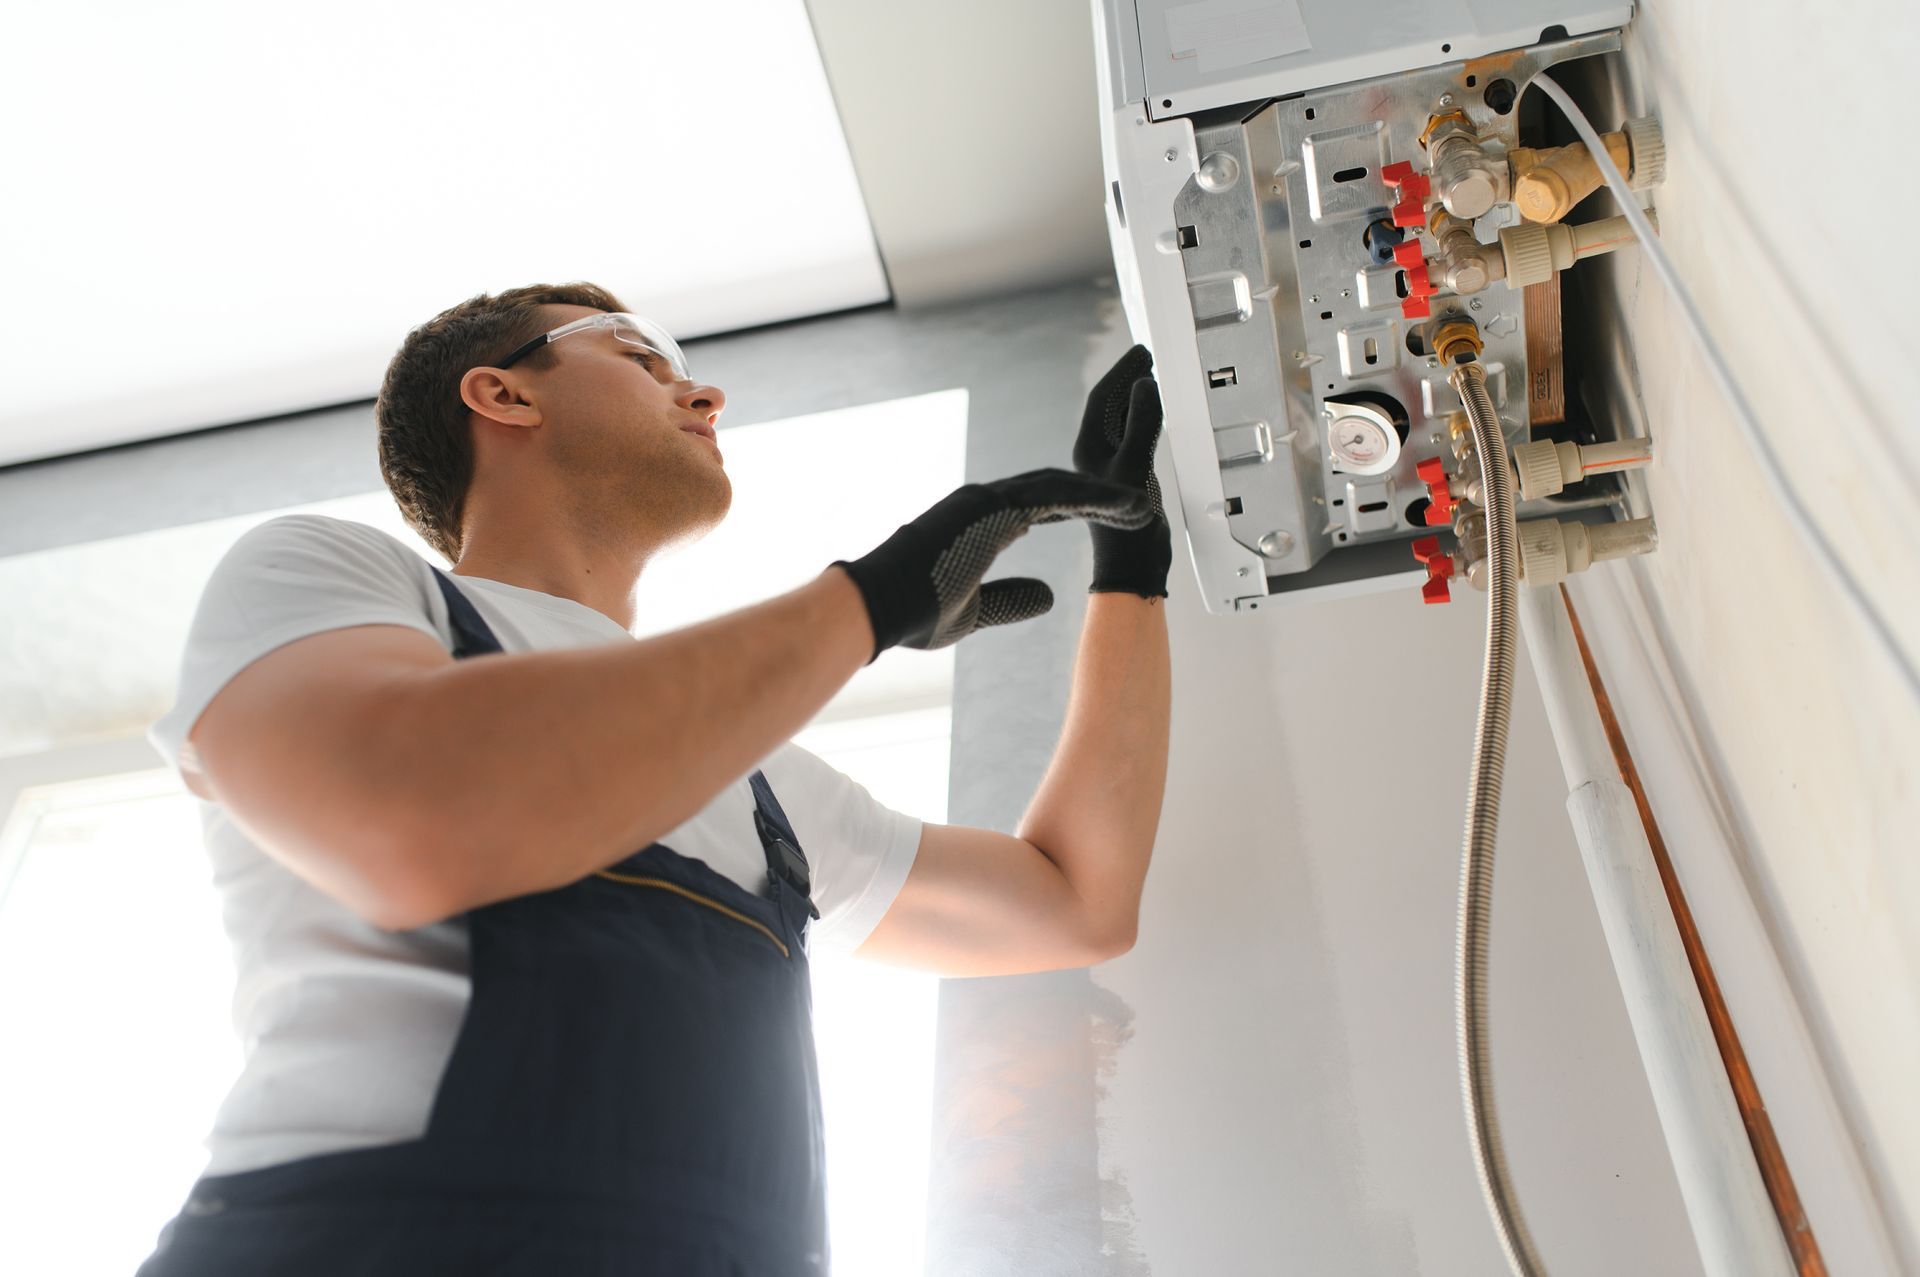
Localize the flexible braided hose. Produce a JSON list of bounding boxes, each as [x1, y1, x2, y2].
[[1451, 359, 1549, 1277]]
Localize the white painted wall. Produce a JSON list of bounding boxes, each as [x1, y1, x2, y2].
[[1561, 1, 1920, 1268]]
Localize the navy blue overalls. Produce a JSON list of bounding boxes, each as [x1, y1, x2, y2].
[[137, 567, 831, 1276]]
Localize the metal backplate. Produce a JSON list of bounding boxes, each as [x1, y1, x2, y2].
[[1158, 30, 1621, 609]]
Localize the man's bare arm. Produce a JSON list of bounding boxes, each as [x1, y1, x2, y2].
[[192, 472, 1150, 931], [398, 567, 878, 916]]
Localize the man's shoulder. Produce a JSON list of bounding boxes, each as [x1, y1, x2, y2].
[[193, 512, 447, 627], [217, 513, 437, 582], [235, 511, 422, 557]]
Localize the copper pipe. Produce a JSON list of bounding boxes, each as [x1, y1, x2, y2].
[[1560, 586, 1827, 1275]]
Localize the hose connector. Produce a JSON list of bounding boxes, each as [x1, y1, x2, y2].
[[1429, 316, 1484, 365]]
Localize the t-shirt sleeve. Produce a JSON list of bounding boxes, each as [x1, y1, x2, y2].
[[148, 514, 445, 779], [759, 744, 923, 959]]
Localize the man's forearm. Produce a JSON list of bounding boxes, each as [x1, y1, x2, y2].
[[384, 567, 874, 919], [1016, 593, 1171, 943]]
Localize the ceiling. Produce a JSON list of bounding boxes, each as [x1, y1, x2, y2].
[[0, 2, 887, 467], [804, 0, 1111, 309], [0, 1, 1108, 471]]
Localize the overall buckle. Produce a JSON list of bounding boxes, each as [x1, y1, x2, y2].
[[756, 810, 821, 920]]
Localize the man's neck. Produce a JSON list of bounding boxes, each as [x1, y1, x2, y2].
[[452, 533, 647, 632]]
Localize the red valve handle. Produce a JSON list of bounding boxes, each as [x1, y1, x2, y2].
[[1396, 244, 1433, 318], [1381, 161, 1431, 199], [1382, 161, 1431, 228], [1411, 535, 1454, 604], [1417, 456, 1455, 522]]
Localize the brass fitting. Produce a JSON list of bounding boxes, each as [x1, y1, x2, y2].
[[1448, 410, 1476, 461], [1419, 110, 1473, 152], [1429, 317, 1483, 365]]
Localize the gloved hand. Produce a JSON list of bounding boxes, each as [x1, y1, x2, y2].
[[1073, 344, 1172, 598], [832, 470, 1154, 664]]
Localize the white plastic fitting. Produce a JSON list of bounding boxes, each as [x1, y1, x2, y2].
[[1463, 515, 1659, 589], [1623, 115, 1667, 190], [1511, 437, 1655, 500], [1516, 515, 1659, 585], [1499, 214, 1645, 289]]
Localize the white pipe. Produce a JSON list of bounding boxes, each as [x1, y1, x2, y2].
[[1518, 583, 1794, 1277], [1577, 439, 1654, 475]]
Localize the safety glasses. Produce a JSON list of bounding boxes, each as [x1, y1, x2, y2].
[[494, 311, 691, 381]]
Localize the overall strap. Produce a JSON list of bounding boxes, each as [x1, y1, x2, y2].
[[432, 566, 817, 921], [430, 568, 506, 660], [749, 771, 820, 921]]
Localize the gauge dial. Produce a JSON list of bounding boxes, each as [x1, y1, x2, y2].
[[1327, 409, 1401, 476]]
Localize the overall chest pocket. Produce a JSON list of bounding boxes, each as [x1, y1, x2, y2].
[[593, 869, 792, 960]]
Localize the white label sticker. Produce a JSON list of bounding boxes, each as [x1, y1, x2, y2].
[[1165, 0, 1312, 76]]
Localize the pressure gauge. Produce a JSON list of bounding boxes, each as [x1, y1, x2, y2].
[[1325, 401, 1403, 476]]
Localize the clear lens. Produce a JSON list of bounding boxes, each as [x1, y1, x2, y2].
[[606, 313, 690, 381], [532, 311, 692, 381]]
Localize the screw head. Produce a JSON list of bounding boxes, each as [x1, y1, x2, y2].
[[1164, 149, 1178, 162], [1196, 150, 1242, 192], [1468, 297, 1483, 311], [1259, 530, 1295, 557], [1308, 294, 1319, 304], [1440, 93, 1454, 107], [1340, 289, 1351, 298]]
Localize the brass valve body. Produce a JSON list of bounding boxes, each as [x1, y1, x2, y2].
[[1508, 133, 1632, 223]]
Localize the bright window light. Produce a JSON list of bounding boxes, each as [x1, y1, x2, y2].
[[793, 708, 950, 1277], [0, 771, 241, 1277], [0, 0, 888, 466]]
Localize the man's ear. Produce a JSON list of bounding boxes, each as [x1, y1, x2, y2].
[[459, 366, 544, 429]]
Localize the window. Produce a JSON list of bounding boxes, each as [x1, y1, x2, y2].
[[0, 709, 947, 1276], [0, 769, 241, 1275]]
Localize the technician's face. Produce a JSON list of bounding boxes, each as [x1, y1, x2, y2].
[[528, 304, 732, 541]]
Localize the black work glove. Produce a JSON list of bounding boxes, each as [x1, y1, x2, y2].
[[832, 470, 1154, 664], [1073, 344, 1172, 598]]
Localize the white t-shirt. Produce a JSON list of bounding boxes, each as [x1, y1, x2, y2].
[[148, 513, 922, 1176]]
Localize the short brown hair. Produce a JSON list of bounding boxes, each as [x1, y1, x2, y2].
[[375, 281, 631, 561]]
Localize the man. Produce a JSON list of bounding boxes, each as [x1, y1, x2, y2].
[[135, 281, 1171, 1275]]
